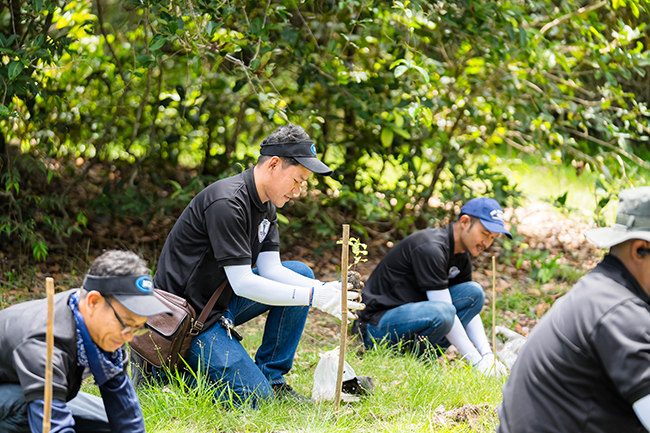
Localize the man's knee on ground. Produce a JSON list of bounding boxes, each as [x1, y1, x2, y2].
[[465, 281, 486, 306]]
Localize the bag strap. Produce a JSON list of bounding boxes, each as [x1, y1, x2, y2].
[[190, 280, 228, 335]]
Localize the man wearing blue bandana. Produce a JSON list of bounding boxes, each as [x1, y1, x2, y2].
[[0, 250, 171, 432], [354, 197, 511, 376], [150, 124, 364, 406]]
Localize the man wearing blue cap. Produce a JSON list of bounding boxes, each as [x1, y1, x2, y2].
[[0, 250, 171, 433], [354, 197, 512, 376]]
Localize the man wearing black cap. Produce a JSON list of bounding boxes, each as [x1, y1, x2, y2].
[[498, 187, 650, 433], [0, 250, 171, 433], [354, 197, 511, 376], [152, 124, 363, 405]]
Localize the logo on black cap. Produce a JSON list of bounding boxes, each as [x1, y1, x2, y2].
[[135, 276, 154, 293]]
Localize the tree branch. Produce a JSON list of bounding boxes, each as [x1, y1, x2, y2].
[[540, 0, 607, 35], [557, 125, 650, 168]]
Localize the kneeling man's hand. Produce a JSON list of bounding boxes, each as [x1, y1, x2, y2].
[[312, 282, 365, 320], [474, 353, 508, 377]]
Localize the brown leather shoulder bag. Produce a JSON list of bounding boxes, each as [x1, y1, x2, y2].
[[130, 281, 227, 369]]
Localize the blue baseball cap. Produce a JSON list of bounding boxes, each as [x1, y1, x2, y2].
[[460, 197, 513, 239]]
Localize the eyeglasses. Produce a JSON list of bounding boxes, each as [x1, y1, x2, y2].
[[104, 297, 149, 337]]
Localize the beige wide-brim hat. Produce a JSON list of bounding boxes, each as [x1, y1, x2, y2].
[[584, 187, 650, 249]]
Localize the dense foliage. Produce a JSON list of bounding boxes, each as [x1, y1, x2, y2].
[[2, 0, 650, 261]]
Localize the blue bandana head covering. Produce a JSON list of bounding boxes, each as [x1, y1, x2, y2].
[[68, 291, 125, 386]]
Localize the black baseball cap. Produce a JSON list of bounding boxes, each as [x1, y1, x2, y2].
[[83, 274, 172, 317], [260, 140, 333, 176]]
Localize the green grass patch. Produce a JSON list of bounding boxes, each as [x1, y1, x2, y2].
[[135, 343, 504, 432], [77, 313, 504, 432]]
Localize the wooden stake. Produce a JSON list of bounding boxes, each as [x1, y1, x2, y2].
[[492, 256, 497, 365], [43, 277, 55, 433], [334, 224, 350, 412]]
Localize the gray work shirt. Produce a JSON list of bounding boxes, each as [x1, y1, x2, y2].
[[498, 254, 650, 433], [0, 290, 83, 403]]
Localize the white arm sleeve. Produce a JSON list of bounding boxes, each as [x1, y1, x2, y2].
[[427, 289, 482, 366], [224, 264, 311, 306], [465, 315, 493, 356], [255, 251, 323, 286], [633, 394, 650, 431]]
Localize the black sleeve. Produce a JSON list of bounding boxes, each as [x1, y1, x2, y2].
[[99, 373, 145, 433], [411, 242, 450, 291], [13, 338, 73, 403], [204, 197, 253, 267], [592, 300, 650, 404]]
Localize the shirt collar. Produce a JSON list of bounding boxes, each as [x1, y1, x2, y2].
[[243, 167, 267, 212], [597, 254, 650, 304], [447, 224, 459, 260]]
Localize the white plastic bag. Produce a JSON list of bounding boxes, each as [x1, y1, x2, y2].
[[312, 346, 356, 401], [495, 326, 527, 369]]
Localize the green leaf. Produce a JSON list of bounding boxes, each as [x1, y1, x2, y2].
[[394, 65, 408, 78], [251, 58, 261, 71], [519, 28, 527, 47], [207, 20, 221, 36], [381, 127, 394, 147], [276, 212, 289, 225], [392, 127, 411, 139], [32, 241, 48, 262], [77, 212, 88, 228], [136, 54, 156, 67], [149, 37, 166, 51], [8, 61, 24, 81], [34, 0, 43, 12], [412, 65, 430, 83], [33, 34, 45, 48], [619, 67, 632, 80], [0, 104, 8, 116], [605, 71, 617, 86]]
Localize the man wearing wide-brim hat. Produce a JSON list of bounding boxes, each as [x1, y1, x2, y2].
[[498, 187, 650, 433]]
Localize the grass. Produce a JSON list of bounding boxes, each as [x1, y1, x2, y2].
[[79, 311, 505, 432], [135, 345, 504, 432]]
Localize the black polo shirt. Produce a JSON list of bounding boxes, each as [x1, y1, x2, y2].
[[357, 224, 472, 326], [154, 168, 279, 329], [498, 254, 650, 433]]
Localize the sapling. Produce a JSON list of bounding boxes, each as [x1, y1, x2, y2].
[[337, 237, 368, 292]]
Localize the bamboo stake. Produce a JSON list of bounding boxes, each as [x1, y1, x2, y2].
[[334, 224, 350, 413], [43, 277, 55, 433], [492, 256, 497, 369]]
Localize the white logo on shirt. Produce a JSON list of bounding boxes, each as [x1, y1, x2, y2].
[[258, 219, 270, 243], [490, 209, 504, 222], [448, 266, 460, 279]]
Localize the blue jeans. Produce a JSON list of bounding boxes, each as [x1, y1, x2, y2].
[[0, 384, 110, 432], [188, 261, 312, 406], [363, 281, 486, 355]]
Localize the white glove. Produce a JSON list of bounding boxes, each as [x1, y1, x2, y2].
[[311, 282, 365, 320], [474, 353, 508, 377]]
